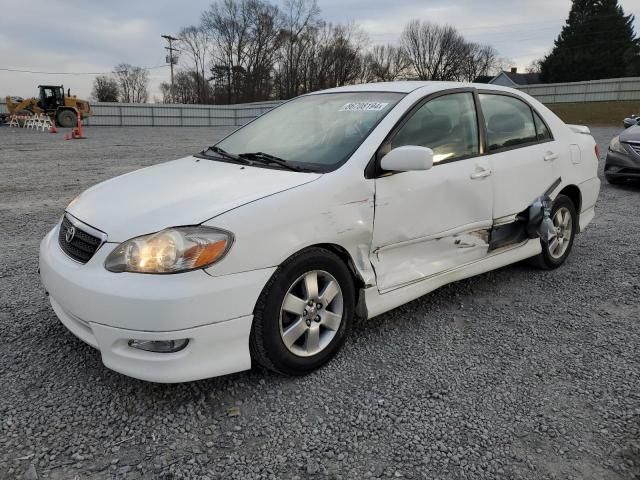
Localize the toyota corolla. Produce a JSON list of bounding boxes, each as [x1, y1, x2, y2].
[[39, 82, 601, 382]]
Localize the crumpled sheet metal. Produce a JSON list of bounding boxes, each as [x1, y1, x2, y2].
[[527, 195, 556, 245]]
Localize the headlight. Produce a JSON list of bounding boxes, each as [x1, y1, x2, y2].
[[104, 227, 233, 274], [609, 136, 626, 154]]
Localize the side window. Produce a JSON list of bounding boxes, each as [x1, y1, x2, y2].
[[479, 94, 537, 151], [391, 92, 479, 164], [533, 111, 552, 141]]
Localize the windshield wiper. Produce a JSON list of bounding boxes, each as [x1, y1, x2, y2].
[[201, 145, 251, 165], [238, 152, 307, 172]]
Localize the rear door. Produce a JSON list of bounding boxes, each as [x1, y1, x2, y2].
[[477, 93, 560, 220]]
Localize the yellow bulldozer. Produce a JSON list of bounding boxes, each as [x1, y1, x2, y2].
[[4, 85, 92, 128]]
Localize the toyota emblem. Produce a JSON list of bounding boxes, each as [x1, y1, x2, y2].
[[65, 225, 76, 243]]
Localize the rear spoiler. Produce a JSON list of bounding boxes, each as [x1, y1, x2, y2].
[[568, 124, 591, 135]]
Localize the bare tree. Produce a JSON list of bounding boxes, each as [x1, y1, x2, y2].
[[113, 64, 149, 103], [366, 44, 409, 82], [202, 0, 284, 103], [275, 0, 320, 98], [526, 58, 543, 74], [179, 25, 211, 103], [202, 0, 252, 103], [91, 75, 119, 102], [160, 70, 212, 104], [459, 43, 499, 82], [159, 82, 172, 104], [243, 0, 282, 100], [401, 20, 469, 80], [492, 57, 515, 75]]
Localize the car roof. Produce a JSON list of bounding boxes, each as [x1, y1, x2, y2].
[[307, 81, 520, 96]]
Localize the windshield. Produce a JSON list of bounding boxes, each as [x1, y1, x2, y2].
[[215, 92, 405, 172]]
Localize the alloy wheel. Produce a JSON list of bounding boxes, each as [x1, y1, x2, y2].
[[549, 206, 573, 259], [279, 270, 344, 357]]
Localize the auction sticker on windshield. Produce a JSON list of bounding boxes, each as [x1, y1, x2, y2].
[[339, 102, 389, 112]]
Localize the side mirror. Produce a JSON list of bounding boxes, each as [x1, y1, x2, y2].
[[380, 146, 434, 172]]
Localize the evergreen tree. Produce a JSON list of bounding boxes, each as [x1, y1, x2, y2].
[[540, 0, 639, 82]]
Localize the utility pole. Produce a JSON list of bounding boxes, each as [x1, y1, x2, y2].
[[161, 34, 180, 102]]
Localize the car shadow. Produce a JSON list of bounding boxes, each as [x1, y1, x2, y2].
[[607, 178, 640, 191]]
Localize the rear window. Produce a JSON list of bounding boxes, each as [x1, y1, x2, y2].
[[479, 94, 537, 151], [533, 111, 553, 141]]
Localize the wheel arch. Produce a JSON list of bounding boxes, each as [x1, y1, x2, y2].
[[558, 184, 581, 217], [260, 242, 369, 319], [311, 243, 366, 290]]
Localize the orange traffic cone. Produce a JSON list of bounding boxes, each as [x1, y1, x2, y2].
[[65, 132, 71, 140], [50, 121, 57, 134], [72, 113, 86, 139]]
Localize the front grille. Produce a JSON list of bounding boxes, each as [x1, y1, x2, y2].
[[58, 215, 104, 264], [626, 142, 640, 155]]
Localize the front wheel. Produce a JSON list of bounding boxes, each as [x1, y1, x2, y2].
[[250, 248, 355, 376], [530, 194, 577, 269], [56, 109, 77, 128]]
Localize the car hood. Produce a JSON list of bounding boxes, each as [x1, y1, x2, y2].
[[67, 156, 321, 242], [620, 124, 640, 142]]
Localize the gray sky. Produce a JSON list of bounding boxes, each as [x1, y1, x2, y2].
[[1, 0, 638, 100]]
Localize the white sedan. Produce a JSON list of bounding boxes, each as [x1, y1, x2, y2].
[[39, 82, 601, 382]]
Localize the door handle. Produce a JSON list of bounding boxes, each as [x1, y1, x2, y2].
[[470, 168, 492, 180], [544, 152, 559, 162]]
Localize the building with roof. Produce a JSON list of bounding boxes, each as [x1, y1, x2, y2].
[[474, 68, 541, 87]]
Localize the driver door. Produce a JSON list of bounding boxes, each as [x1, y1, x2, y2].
[[371, 91, 494, 292]]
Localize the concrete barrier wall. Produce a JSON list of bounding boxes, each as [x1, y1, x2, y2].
[[0, 100, 284, 127], [81, 100, 284, 127], [517, 77, 640, 104]]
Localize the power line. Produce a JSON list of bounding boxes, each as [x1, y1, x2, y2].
[[0, 65, 169, 75]]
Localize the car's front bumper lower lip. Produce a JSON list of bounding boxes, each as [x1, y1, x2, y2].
[[39, 226, 275, 382]]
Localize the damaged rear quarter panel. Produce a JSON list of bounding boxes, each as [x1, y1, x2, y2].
[[521, 95, 601, 215], [203, 172, 376, 285]]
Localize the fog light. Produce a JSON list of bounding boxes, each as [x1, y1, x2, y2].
[[128, 339, 189, 353], [607, 165, 621, 173]]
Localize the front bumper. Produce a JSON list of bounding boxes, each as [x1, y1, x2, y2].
[[605, 150, 640, 180], [39, 226, 276, 382]]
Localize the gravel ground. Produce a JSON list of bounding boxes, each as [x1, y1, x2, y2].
[[0, 125, 639, 480]]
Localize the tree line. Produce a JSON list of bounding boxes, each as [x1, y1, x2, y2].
[[93, 0, 503, 104], [92, 0, 639, 104], [92, 64, 149, 103]]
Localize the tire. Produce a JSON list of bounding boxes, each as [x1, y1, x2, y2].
[[250, 247, 355, 376], [530, 194, 577, 270], [56, 109, 77, 128]]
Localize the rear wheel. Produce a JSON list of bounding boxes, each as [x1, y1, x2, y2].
[[530, 194, 577, 269], [250, 248, 354, 375], [56, 109, 77, 128]]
